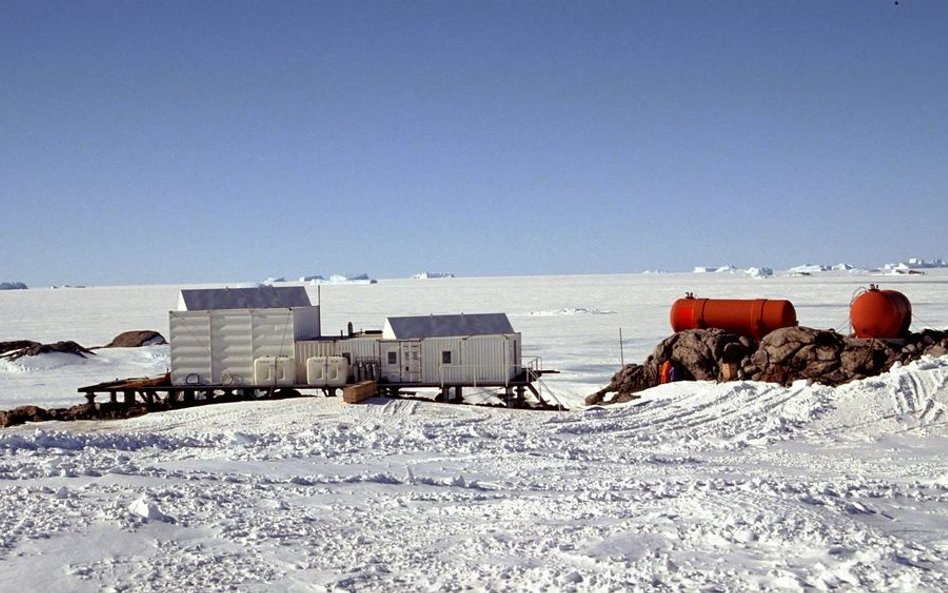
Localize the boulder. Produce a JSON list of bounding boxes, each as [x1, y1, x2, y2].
[[0, 405, 51, 427], [589, 329, 754, 403], [647, 328, 756, 382], [99, 330, 167, 348]]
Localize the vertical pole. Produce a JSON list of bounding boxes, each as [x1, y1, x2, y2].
[[619, 327, 625, 366]]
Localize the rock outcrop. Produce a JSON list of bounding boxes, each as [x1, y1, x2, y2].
[[0, 340, 95, 360], [587, 329, 754, 405], [0, 403, 150, 429], [588, 327, 948, 406], [99, 330, 167, 348]]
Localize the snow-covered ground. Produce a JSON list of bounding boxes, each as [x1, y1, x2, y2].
[[1, 271, 947, 592]]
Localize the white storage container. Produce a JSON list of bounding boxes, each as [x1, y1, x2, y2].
[[326, 356, 348, 387], [306, 356, 350, 387], [306, 356, 327, 386], [254, 356, 296, 385]]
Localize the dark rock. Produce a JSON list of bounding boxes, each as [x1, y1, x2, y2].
[[0, 340, 95, 361], [590, 326, 948, 405], [591, 329, 753, 403], [0, 340, 41, 357], [0, 405, 51, 428], [99, 330, 167, 348]]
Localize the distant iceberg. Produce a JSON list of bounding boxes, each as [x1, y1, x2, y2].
[[299, 274, 325, 282], [883, 258, 947, 271], [906, 257, 947, 268], [786, 264, 829, 275], [881, 262, 926, 275], [0, 281, 28, 290], [317, 274, 378, 285], [411, 272, 455, 279], [692, 266, 772, 278]]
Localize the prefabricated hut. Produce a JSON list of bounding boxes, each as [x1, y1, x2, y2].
[[170, 286, 320, 386], [169, 285, 526, 391], [376, 313, 522, 386]]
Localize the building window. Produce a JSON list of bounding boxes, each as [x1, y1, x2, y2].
[[442, 351, 452, 364], [387, 351, 397, 365]]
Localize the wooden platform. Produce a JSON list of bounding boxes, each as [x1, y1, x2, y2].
[[77, 368, 564, 412]]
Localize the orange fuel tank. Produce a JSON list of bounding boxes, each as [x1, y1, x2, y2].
[[850, 286, 911, 339], [670, 295, 797, 340]]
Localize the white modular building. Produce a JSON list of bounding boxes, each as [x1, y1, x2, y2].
[[170, 286, 319, 386], [169, 286, 523, 390], [378, 313, 522, 386]]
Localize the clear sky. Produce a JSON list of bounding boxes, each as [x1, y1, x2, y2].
[[2, 1, 945, 286]]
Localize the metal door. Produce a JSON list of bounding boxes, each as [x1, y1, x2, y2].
[[400, 340, 422, 382]]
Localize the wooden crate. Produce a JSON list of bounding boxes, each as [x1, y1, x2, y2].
[[343, 380, 378, 404]]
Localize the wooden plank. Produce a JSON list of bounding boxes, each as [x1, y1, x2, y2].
[[343, 380, 377, 404]]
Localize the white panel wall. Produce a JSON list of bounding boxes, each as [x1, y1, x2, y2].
[[170, 312, 212, 384], [251, 309, 296, 361], [292, 307, 320, 340], [461, 334, 519, 383], [421, 337, 463, 384], [337, 337, 381, 362], [171, 308, 297, 386], [337, 336, 382, 381], [210, 310, 254, 385]]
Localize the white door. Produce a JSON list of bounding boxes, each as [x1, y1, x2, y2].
[[400, 340, 422, 382]]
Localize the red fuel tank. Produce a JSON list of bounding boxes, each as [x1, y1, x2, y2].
[[850, 286, 912, 339], [670, 295, 797, 340]]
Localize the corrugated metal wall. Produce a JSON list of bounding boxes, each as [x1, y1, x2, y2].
[[460, 334, 517, 383], [210, 310, 253, 385], [337, 336, 382, 381], [422, 337, 463, 383], [292, 307, 320, 340], [170, 312, 212, 384], [170, 309, 297, 386], [337, 337, 381, 362]]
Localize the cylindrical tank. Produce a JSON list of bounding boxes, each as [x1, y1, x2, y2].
[[670, 295, 797, 340], [850, 286, 911, 339]]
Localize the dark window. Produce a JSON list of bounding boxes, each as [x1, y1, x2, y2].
[[387, 351, 397, 364], [442, 351, 452, 364]]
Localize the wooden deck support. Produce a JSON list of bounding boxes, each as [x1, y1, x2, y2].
[[77, 368, 562, 413]]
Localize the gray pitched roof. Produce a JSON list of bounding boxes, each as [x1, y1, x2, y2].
[[384, 313, 514, 339], [179, 286, 312, 311]]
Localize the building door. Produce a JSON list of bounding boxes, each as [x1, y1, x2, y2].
[[400, 340, 422, 382]]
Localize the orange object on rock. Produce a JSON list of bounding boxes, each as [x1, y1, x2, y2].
[[850, 286, 912, 339], [670, 294, 797, 341], [660, 360, 672, 384]]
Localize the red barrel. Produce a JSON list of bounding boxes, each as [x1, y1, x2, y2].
[[670, 295, 797, 340], [850, 286, 912, 339]]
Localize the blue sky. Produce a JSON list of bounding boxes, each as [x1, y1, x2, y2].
[[2, 1, 945, 286]]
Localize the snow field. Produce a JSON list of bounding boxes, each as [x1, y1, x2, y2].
[[1, 271, 947, 591]]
